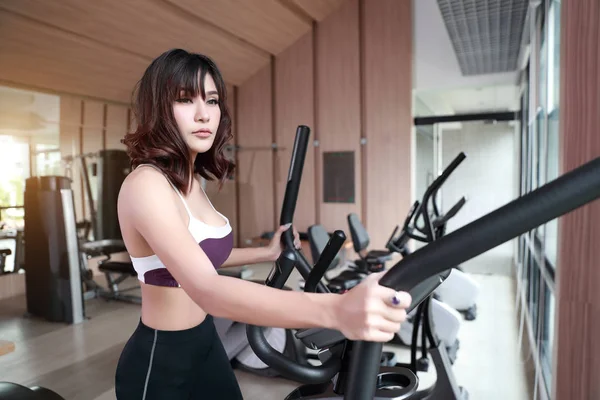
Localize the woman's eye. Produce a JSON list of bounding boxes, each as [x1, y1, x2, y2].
[[207, 98, 218, 105], [176, 98, 192, 104]]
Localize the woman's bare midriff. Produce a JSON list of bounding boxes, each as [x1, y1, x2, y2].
[[140, 282, 208, 331]]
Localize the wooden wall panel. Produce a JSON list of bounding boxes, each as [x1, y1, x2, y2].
[[82, 101, 105, 155], [59, 95, 84, 221], [316, 0, 361, 233], [275, 33, 316, 233], [236, 67, 275, 246], [81, 100, 104, 223], [105, 104, 128, 150], [290, 0, 346, 21], [362, 0, 412, 247], [553, 1, 600, 399]]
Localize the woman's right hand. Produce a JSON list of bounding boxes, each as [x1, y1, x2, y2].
[[332, 271, 412, 342]]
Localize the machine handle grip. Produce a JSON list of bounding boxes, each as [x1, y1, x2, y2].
[[305, 230, 346, 293]]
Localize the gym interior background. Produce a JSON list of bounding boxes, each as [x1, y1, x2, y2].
[[0, 0, 598, 399]]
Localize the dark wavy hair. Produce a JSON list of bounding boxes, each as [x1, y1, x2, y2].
[[122, 48, 234, 194]]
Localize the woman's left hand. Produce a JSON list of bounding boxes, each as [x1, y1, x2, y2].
[[267, 223, 302, 261]]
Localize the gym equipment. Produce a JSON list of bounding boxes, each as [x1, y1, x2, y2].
[[23, 176, 85, 324], [308, 154, 472, 366], [385, 154, 479, 321], [247, 125, 600, 398], [304, 224, 364, 294], [345, 211, 462, 361], [63, 150, 131, 241], [305, 223, 458, 370], [346, 213, 392, 272], [0, 248, 11, 274], [65, 150, 140, 304], [213, 279, 310, 378], [95, 150, 131, 240], [246, 125, 420, 399], [386, 201, 479, 321], [0, 382, 65, 400], [79, 239, 141, 304], [0, 227, 25, 274]]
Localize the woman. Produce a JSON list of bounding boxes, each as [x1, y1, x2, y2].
[[115, 48, 411, 399]]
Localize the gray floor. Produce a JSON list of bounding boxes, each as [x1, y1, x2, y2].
[[0, 263, 530, 399]]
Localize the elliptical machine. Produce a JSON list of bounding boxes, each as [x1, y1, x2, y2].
[[245, 126, 600, 399], [244, 125, 464, 399], [308, 153, 472, 367], [385, 153, 479, 322]]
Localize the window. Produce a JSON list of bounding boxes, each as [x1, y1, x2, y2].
[[540, 281, 555, 392], [528, 254, 541, 338], [33, 144, 62, 177], [544, 0, 561, 269], [0, 136, 29, 227], [517, 1, 561, 397]]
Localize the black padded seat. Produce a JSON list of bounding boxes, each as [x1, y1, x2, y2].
[[98, 261, 137, 276], [347, 213, 392, 272]]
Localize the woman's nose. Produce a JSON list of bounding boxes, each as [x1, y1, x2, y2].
[[195, 104, 210, 122]]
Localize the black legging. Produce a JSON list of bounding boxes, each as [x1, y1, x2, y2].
[[115, 315, 244, 399]]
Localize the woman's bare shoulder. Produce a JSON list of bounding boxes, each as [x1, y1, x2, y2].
[[119, 166, 173, 209]]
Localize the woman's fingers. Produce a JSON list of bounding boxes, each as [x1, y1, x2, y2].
[[380, 287, 412, 309], [374, 315, 404, 334], [383, 308, 407, 324]]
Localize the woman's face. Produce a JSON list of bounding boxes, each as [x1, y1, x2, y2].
[[173, 73, 221, 155]]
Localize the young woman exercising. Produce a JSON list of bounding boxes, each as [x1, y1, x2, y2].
[[115, 48, 412, 399]]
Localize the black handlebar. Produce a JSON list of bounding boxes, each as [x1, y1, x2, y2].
[[387, 153, 467, 253], [280, 126, 311, 228], [247, 125, 338, 384], [429, 152, 466, 218], [305, 230, 346, 293], [413, 152, 467, 241], [345, 155, 600, 399], [263, 126, 330, 294], [433, 196, 466, 229]]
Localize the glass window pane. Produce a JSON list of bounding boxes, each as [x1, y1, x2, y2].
[[544, 0, 561, 269], [545, 108, 559, 268], [547, 1, 561, 113], [539, 23, 547, 113], [536, 109, 545, 188], [529, 253, 540, 338], [541, 282, 555, 392], [528, 121, 536, 192], [522, 243, 530, 293]]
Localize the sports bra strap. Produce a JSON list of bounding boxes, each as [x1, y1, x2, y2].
[[136, 163, 194, 219]]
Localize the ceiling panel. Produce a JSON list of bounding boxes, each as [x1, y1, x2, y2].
[[289, 0, 346, 21], [0, 0, 352, 102], [0, 0, 270, 86], [437, 0, 528, 75], [163, 0, 311, 54], [0, 10, 148, 103]]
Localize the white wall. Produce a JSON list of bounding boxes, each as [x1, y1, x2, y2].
[[415, 127, 435, 200], [440, 121, 517, 275]]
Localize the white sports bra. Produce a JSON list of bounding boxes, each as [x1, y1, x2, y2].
[[129, 164, 234, 287]]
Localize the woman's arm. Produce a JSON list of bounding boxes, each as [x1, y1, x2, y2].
[[221, 247, 273, 268], [221, 224, 301, 268], [120, 169, 411, 339]]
